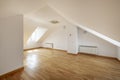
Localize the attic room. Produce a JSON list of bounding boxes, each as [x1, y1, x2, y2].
[[0, 0, 120, 80]]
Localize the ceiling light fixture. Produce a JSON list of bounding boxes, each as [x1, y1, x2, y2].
[[50, 20, 59, 24]]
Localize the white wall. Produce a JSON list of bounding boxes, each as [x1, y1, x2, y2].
[[0, 15, 23, 75], [66, 25, 78, 54], [42, 25, 78, 54], [24, 42, 42, 49], [118, 47, 120, 60], [43, 26, 67, 50], [78, 28, 117, 58]]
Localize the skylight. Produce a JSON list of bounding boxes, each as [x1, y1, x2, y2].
[[27, 26, 47, 45]]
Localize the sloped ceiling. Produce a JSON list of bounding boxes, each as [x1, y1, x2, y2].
[[0, 0, 46, 17], [24, 5, 70, 45], [45, 0, 120, 42], [0, 0, 120, 47]]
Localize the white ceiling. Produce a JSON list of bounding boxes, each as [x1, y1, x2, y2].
[[0, 0, 68, 26], [0, 0, 47, 17], [45, 0, 120, 42], [24, 5, 68, 26], [0, 0, 120, 47], [21, 2, 70, 44], [0, 0, 69, 44]]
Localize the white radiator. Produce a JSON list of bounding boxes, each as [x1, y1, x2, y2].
[[79, 45, 98, 55], [43, 43, 53, 48]]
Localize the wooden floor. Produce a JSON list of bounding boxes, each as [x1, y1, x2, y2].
[[1, 48, 120, 80]]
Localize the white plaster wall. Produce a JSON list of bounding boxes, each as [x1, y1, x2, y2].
[[118, 47, 120, 60], [42, 25, 78, 54], [24, 42, 42, 49], [0, 15, 23, 75], [43, 26, 67, 50], [78, 28, 117, 57], [66, 25, 78, 54]]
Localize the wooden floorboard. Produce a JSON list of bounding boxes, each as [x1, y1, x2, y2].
[[1, 48, 120, 80]]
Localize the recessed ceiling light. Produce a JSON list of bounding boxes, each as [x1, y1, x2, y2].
[[50, 20, 59, 24]]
